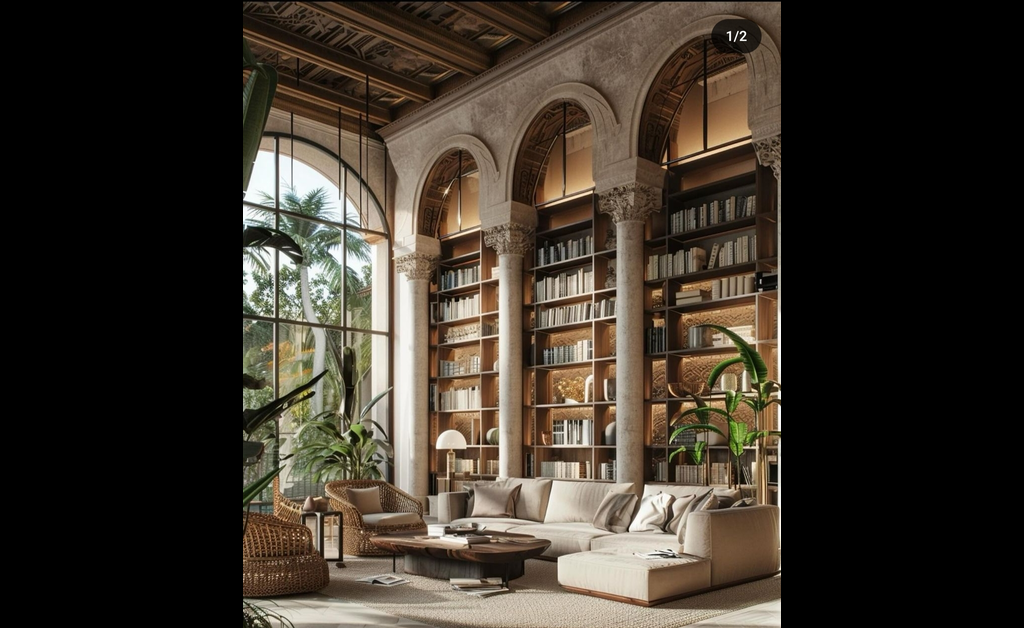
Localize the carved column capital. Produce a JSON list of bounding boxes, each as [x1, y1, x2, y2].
[[484, 223, 534, 256], [754, 134, 781, 181], [395, 252, 438, 281], [598, 182, 661, 223]]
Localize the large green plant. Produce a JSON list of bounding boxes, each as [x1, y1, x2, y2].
[[243, 38, 277, 199], [289, 346, 394, 481], [670, 325, 781, 503]]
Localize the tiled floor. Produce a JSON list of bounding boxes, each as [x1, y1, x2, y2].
[[247, 593, 781, 627]]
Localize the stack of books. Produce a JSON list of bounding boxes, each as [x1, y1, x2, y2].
[[450, 577, 510, 597], [427, 523, 478, 536], [675, 288, 709, 305]]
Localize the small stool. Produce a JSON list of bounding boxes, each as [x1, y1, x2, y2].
[[557, 548, 711, 606]]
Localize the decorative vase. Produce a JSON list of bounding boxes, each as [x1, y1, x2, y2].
[[604, 421, 616, 446], [302, 496, 317, 512], [541, 430, 552, 446], [603, 378, 616, 401], [486, 428, 499, 445]]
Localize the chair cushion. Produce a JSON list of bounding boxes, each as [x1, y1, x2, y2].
[[361, 512, 423, 526], [346, 487, 384, 514], [628, 492, 674, 532], [471, 483, 522, 518], [592, 491, 638, 533]]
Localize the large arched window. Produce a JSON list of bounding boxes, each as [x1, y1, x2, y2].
[[243, 133, 391, 501]]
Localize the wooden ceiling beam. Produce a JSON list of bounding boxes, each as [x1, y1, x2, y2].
[[243, 14, 432, 103], [270, 92, 384, 140], [298, 1, 491, 76], [445, 2, 550, 45], [274, 80, 392, 126]]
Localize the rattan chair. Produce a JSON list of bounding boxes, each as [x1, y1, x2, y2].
[[324, 479, 426, 556], [243, 511, 330, 597], [272, 476, 304, 524]]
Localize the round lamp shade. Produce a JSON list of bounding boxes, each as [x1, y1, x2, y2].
[[436, 429, 468, 450]]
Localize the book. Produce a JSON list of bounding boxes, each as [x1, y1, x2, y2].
[[356, 574, 410, 586], [632, 549, 685, 560], [462, 586, 511, 597], [439, 533, 492, 545], [707, 242, 720, 269], [427, 523, 477, 536], [450, 577, 503, 588]]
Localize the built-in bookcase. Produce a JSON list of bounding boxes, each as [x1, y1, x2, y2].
[[428, 228, 501, 494], [523, 191, 618, 482], [644, 143, 778, 503]]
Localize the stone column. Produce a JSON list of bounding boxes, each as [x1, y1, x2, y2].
[[395, 250, 438, 501], [483, 222, 534, 478], [754, 133, 781, 510], [598, 181, 661, 495]]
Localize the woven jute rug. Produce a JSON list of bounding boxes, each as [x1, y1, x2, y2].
[[317, 555, 781, 628]]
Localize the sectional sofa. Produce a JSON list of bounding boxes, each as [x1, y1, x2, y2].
[[434, 477, 781, 605]]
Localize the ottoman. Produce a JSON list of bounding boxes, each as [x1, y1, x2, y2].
[[557, 548, 711, 607]]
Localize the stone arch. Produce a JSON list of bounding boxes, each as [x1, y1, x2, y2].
[[504, 82, 619, 205], [631, 14, 781, 161], [413, 134, 499, 236]]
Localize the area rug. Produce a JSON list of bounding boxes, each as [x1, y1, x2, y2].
[[319, 556, 781, 628]]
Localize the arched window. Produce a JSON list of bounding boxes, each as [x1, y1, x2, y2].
[[243, 133, 391, 501]]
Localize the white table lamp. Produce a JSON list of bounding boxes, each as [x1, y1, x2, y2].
[[436, 429, 468, 482]]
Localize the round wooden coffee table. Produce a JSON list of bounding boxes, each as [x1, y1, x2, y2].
[[370, 530, 551, 586]]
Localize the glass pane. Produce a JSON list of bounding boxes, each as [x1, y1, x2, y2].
[[278, 216, 341, 325], [344, 228, 373, 329], [244, 138, 277, 204], [243, 206, 276, 318], [347, 330, 391, 444], [277, 143, 343, 223], [707, 65, 750, 148]]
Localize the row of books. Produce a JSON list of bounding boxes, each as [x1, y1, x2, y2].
[[675, 464, 706, 485], [647, 247, 707, 280], [438, 386, 481, 411], [438, 264, 481, 291], [540, 339, 593, 365], [711, 325, 755, 346], [538, 460, 592, 479], [536, 234, 593, 267], [600, 460, 616, 480], [551, 419, 594, 445], [710, 274, 756, 299], [708, 235, 756, 268], [442, 320, 498, 344], [440, 355, 481, 376], [669, 194, 756, 234], [534, 267, 594, 302], [437, 293, 480, 322], [645, 326, 667, 353]]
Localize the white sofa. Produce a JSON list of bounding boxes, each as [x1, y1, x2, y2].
[[435, 477, 781, 604]]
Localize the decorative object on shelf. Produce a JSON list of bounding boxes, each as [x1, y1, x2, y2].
[[555, 376, 586, 405], [583, 374, 595, 403], [486, 428, 499, 446], [603, 378, 616, 401], [436, 429, 468, 485], [669, 325, 781, 504], [605, 266, 616, 289], [604, 421, 616, 446], [541, 430, 552, 446], [493, 360, 499, 372], [720, 373, 738, 392]]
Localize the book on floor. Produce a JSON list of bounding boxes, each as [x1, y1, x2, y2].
[[450, 577, 503, 588], [459, 586, 511, 597], [356, 574, 410, 586]]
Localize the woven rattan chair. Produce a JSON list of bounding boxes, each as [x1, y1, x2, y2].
[[243, 511, 330, 597], [324, 479, 426, 556], [272, 476, 304, 525]]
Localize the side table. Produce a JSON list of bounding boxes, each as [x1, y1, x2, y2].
[[300, 510, 346, 568]]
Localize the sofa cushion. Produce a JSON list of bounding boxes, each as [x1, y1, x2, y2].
[[590, 531, 682, 554], [713, 487, 742, 509], [543, 481, 635, 524], [506, 522, 616, 557], [665, 494, 698, 534], [471, 483, 522, 518], [675, 490, 717, 543], [592, 492, 638, 533], [465, 479, 510, 516], [498, 477, 553, 522], [346, 487, 383, 514], [558, 548, 710, 605], [628, 492, 674, 532]]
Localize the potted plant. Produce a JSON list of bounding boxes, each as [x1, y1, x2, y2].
[[669, 324, 781, 504]]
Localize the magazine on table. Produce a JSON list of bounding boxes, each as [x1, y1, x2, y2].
[[438, 533, 492, 545], [427, 523, 480, 536], [356, 574, 410, 586], [632, 549, 685, 559]]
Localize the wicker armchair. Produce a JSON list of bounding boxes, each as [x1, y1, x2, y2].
[[272, 476, 304, 525], [324, 479, 426, 556], [243, 511, 330, 597]]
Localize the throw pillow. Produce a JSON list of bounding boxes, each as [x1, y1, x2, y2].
[[465, 480, 510, 516], [663, 493, 699, 534], [346, 486, 384, 514], [675, 490, 718, 543], [730, 497, 756, 508], [628, 492, 674, 532], [471, 484, 522, 518], [592, 491, 638, 533]]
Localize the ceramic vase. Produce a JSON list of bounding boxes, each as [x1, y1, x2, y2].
[[604, 421, 616, 446]]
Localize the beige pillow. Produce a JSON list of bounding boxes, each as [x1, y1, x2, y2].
[[675, 490, 717, 543], [591, 492, 638, 533], [471, 484, 522, 518], [628, 492, 674, 532], [346, 487, 383, 514], [664, 493, 699, 534], [465, 480, 510, 516], [543, 481, 635, 524]]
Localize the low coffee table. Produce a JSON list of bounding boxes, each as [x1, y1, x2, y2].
[[370, 530, 551, 586]]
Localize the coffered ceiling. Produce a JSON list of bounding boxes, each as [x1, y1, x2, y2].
[[242, 2, 618, 137]]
